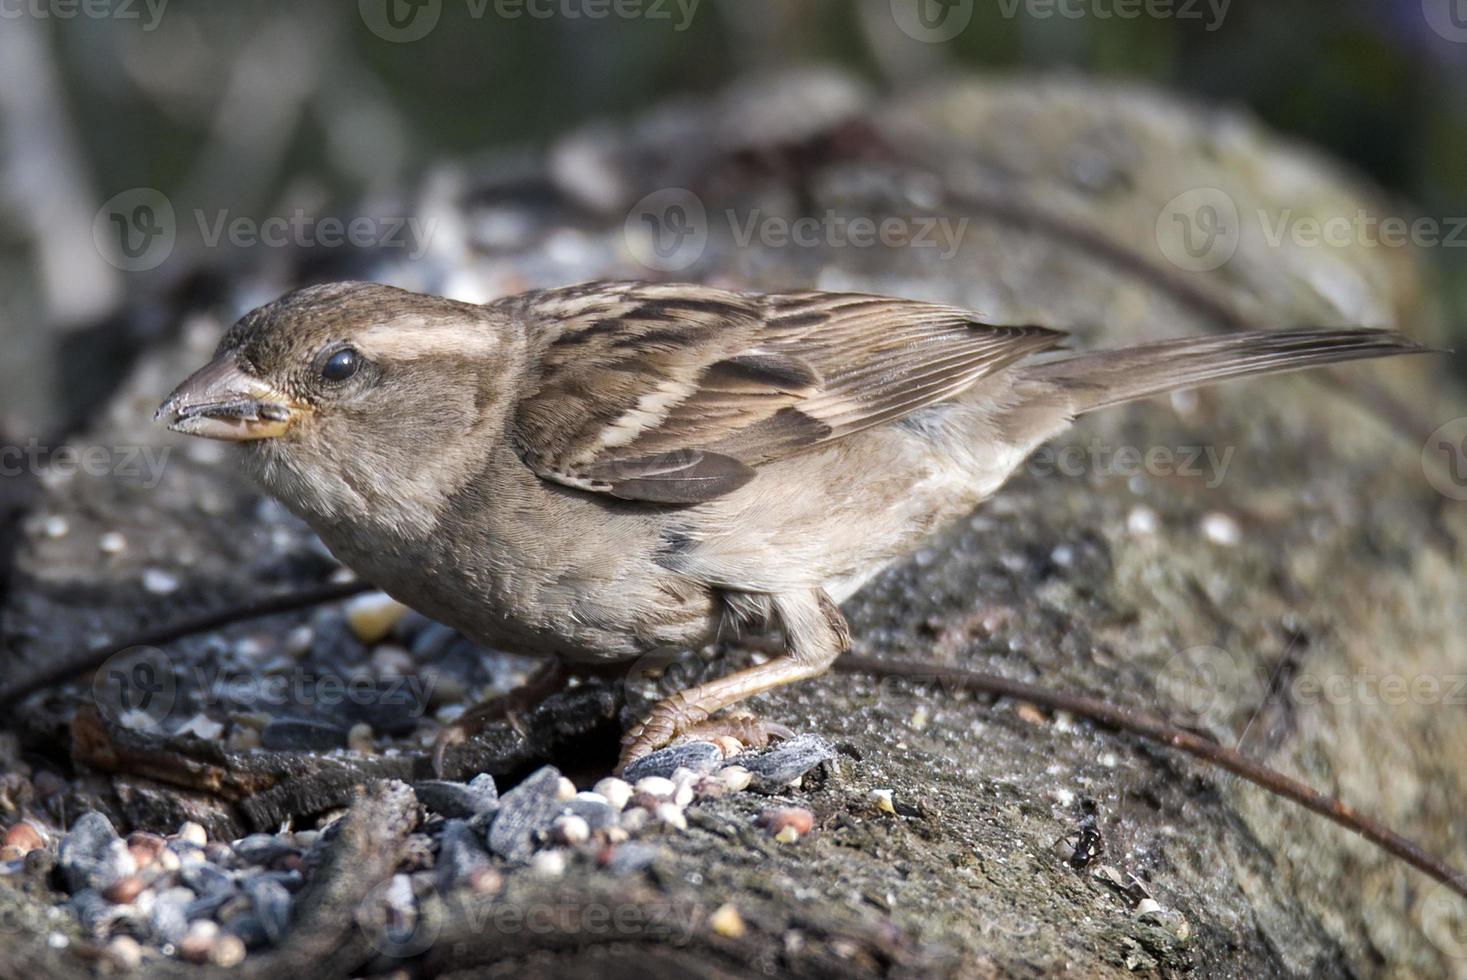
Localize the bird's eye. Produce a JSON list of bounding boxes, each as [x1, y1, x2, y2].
[[320, 347, 361, 383]]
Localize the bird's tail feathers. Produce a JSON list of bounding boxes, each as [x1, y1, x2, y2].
[[1022, 328, 1431, 416]]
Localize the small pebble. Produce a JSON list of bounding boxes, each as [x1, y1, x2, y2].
[[633, 776, 676, 799], [101, 875, 145, 904], [176, 713, 224, 741], [653, 802, 687, 831], [717, 766, 752, 793], [550, 815, 590, 846], [487, 766, 567, 863], [245, 876, 293, 944], [107, 935, 142, 969], [436, 819, 493, 891], [1127, 506, 1159, 536], [142, 568, 181, 595], [773, 825, 801, 844], [42, 515, 69, 539], [98, 531, 127, 555], [210, 933, 247, 967], [370, 645, 415, 677], [176, 822, 208, 848], [227, 726, 262, 751], [233, 834, 298, 865], [592, 777, 632, 811], [761, 807, 814, 838], [1015, 702, 1046, 726], [344, 592, 408, 644], [179, 920, 220, 963], [414, 776, 500, 820], [4, 822, 43, 854], [283, 625, 315, 657], [347, 722, 376, 754], [1200, 511, 1241, 546], [710, 903, 746, 939], [529, 849, 566, 877], [555, 777, 577, 801], [150, 886, 193, 945], [869, 788, 896, 814], [59, 812, 134, 892]]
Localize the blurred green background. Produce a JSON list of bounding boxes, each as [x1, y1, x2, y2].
[[2, 0, 1465, 432]]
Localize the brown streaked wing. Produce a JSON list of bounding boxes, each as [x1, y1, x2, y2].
[[505, 282, 1066, 504]]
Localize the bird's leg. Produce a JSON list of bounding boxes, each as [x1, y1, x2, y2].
[[432, 658, 569, 775], [617, 589, 850, 771]]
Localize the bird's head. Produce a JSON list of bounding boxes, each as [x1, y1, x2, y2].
[[156, 281, 524, 534]]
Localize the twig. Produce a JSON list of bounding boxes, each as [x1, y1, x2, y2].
[[835, 652, 1467, 900], [0, 581, 373, 707]]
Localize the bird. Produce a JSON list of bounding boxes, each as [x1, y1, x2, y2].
[[155, 279, 1428, 771]]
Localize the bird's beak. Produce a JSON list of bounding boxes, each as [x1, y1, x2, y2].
[[154, 351, 307, 441]]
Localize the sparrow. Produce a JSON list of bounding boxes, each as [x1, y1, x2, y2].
[[155, 280, 1426, 770]]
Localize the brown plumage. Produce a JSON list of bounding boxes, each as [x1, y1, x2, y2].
[[155, 280, 1430, 769]]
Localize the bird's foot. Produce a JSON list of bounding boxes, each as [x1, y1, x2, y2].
[[431, 660, 567, 777], [617, 701, 793, 772]]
